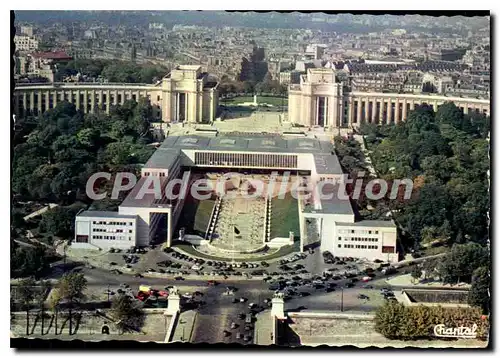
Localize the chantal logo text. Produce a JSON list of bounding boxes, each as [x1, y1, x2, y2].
[[433, 324, 478, 339]]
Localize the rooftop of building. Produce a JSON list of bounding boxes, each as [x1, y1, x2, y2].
[[30, 51, 72, 60], [77, 210, 137, 219], [313, 153, 343, 175], [176, 65, 202, 71], [159, 135, 334, 154], [308, 67, 335, 74], [143, 148, 181, 170], [120, 176, 173, 208]]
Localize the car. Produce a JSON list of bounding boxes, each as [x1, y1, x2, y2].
[[232, 298, 239, 303], [147, 268, 156, 273], [236, 333, 243, 339], [344, 283, 355, 288], [230, 322, 237, 329], [239, 297, 247, 303], [174, 276, 185, 281], [134, 273, 143, 278], [223, 330, 231, 337], [238, 313, 246, 320], [261, 261, 269, 267], [357, 294, 369, 300], [207, 280, 218, 286], [243, 335, 252, 342], [362, 285, 374, 289]]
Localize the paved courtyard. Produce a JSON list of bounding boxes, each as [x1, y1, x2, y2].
[[211, 196, 266, 252]]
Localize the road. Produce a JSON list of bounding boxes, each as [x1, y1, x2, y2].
[[17, 246, 453, 344]]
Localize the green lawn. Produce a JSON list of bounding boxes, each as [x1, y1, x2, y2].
[[175, 197, 215, 237], [270, 194, 300, 239]]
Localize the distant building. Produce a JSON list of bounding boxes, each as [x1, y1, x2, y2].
[[288, 67, 490, 128], [20, 26, 34, 37], [295, 60, 315, 72], [279, 70, 301, 85], [14, 65, 219, 122], [304, 44, 326, 60], [14, 35, 39, 51], [83, 30, 97, 39], [428, 48, 466, 62]]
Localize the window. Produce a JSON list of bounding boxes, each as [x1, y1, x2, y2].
[[368, 230, 372, 234], [338, 244, 341, 248], [382, 246, 395, 253], [375, 231, 379, 235], [351, 230, 355, 234], [75, 235, 88, 243], [338, 237, 341, 240]]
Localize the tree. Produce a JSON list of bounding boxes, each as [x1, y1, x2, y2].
[[36, 280, 51, 335], [469, 266, 490, 314], [18, 278, 35, 336], [438, 243, 489, 284], [39, 207, 77, 239], [48, 287, 62, 335], [375, 302, 489, 340], [410, 265, 422, 283], [422, 258, 438, 280], [11, 245, 51, 279], [55, 272, 87, 335], [374, 301, 407, 339], [110, 294, 145, 333]]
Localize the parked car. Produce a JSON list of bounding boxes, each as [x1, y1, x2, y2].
[[174, 276, 185, 281]]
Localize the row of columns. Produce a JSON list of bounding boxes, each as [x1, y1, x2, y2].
[[345, 97, 490, 127], [15, 89, 153, 116]]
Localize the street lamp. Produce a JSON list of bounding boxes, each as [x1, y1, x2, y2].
[[340, 288, 344, 312]]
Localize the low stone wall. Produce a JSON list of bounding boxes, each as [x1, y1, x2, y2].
[[165, 311, 179, 343], [205, 241, 268, 254]]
